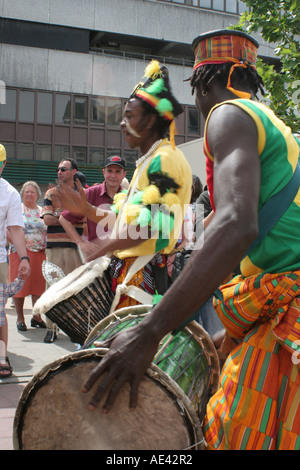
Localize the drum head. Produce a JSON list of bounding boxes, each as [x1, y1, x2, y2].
[[13, 349, 204, 450]]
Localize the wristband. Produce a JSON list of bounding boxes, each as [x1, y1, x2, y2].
[[20, 256, 30, 262]]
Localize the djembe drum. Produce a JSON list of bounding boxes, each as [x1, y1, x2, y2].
[[13, 349, 204, 450], [33, 256, 113, 345]]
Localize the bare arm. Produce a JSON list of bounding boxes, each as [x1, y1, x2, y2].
[[86, 222, 151, 261], [59, 214, 98, 260], [43, 213, 61, 226], [7, 226, 31, 279], [59, 215, 83, 245], [55, 179, 114, 226]]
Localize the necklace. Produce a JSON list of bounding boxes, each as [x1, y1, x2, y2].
[[135, 139, 163, 168]]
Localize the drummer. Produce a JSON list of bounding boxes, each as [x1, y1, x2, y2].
[[57, 60, 192, 311], [76, 30, 299, 450]]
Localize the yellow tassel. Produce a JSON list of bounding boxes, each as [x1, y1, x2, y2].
[[122, 204, 142, 225], [144, 60, 161, 80], [169, 120, 177, 150], [161, 192, 180, 210], [141, 185, 161, 205]]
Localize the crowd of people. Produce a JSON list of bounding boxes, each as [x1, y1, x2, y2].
[[0, 27, 299, 450]]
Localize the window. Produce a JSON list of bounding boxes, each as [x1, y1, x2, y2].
[[91, 97, 105, 126], [188, 107, 200, 135], [238, 0, 248, 13], [123, 149, 138, 168], [72, 146, 87, 164], [107, 98, 122, 126], [19, 91, 35, 122], [54, 145, 70, 161], [36, 144, 51, 161], [226, 0, 237, 12], [74, 96, 88, 125], [55, 94, 71, 124], [199, 0, 211, 8], [0, 89, 17, 121], [37, 92, 53, 124], [18, 143, 34, 159], [106, 148, 122, 158], [212, 0, 224, 10], [1, 142, 15, 159], [89, 147, 105, 164]]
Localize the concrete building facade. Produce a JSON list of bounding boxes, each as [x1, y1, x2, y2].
[[0, 0, 276, 188]]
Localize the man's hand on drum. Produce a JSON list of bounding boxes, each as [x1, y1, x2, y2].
[[82, 325, 160, 413]]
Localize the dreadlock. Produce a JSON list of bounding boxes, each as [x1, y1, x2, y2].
[[190, 62, 265, 99]]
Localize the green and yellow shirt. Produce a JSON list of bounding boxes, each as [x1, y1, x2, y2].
[[204, 99, 300, 277]]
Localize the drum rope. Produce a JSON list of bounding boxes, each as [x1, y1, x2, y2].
[[186, 353, 207, 400], [87, 305, 92, 333], [154, 333, 190, 365], [182, 437, 206, 450]]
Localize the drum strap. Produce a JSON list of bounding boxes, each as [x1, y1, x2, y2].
[[109, 254, 155, 314]]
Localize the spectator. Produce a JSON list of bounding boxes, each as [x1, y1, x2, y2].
[[0, 145, 30, 377], [59, 156, 126, 259], [8, 181, 47, 331], [40, 159, 84, 343]]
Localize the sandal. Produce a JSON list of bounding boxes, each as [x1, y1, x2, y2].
[[17, 321, 27, 331], [0, 357, 13, 378], [31, 317, 47, 329]]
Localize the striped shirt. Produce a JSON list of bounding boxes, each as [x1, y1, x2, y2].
[[41, 187, 84, 249]]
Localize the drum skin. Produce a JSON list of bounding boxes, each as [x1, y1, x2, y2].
[[13, 349, 205, 451]]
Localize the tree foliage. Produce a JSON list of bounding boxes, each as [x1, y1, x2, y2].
[[232, 0, 300, 132]]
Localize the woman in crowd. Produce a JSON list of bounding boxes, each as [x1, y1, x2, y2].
[[8, 181, 47, 331]]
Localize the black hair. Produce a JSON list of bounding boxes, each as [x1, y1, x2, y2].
[[190, 62, 265, 99], [60, 158, 78, 171], [74, 171, 87, 186], [191, 174, 203, 203]]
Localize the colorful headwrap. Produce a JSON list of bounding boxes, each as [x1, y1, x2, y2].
[[130, 60, 183, 148], [192, 29, 259, 99], [0, 144, 6, 169]]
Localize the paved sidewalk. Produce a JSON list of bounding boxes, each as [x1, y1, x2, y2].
[[0, 297, 77, 450]]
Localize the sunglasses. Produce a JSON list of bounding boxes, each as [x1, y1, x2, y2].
[[57, 166, 71, 173]]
